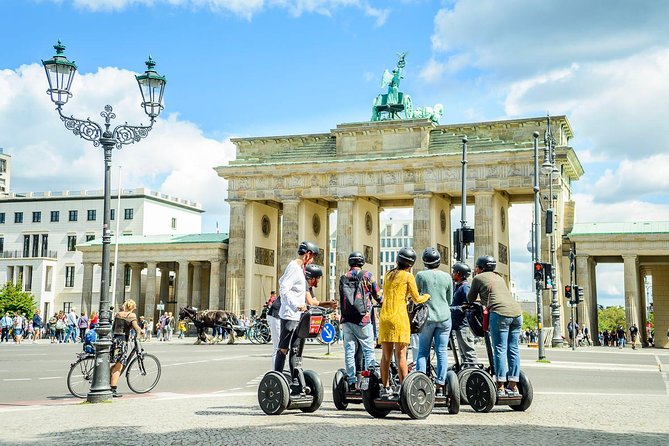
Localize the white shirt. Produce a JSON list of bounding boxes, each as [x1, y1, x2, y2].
[[278, 260, 307, 322]]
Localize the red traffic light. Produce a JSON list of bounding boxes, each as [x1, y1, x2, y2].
[[565, 286, 571, 292], [534, 262, 542, 271]]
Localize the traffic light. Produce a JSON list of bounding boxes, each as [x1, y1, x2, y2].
[[564, 285, 572, 299], [533, 262, 544, 282], [545, 209, 554, 234], [575, 286, 584, 304], [542, 262, 553, 289]]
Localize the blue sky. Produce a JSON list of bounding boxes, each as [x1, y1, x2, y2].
[[2, 0, 669, 307]]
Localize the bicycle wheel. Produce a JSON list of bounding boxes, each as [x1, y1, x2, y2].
[[67, 356, 95, 398], [126, 353, 161, 394]]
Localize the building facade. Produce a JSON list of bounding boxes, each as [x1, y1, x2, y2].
[[0, 188, 202, 318], [0, 148, 10, 196]]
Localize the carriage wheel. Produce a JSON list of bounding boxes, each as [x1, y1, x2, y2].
[[258, 371, 289, 415]]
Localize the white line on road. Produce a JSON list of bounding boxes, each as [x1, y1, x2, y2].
[[523, 361, 658, 373], [38, 377, 62, 380], [654, 354, 665, 372], [535, 391, 668, 398], [3, 378, 31, 381]]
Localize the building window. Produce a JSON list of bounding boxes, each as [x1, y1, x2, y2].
[[15, 212, 23, 224], [171, 217, 177, 229], [24, 266, 33, 291], [0, 212, 4, 224], [110, 209, 115, 220], [0, 159, 5, 173], [68, 210, 78, 222], [63, 302, 72, 313], [0, 236, 3, 252], [23, 235, 30, 257], [41, 234, 48, 257], [45, 266, 53, 292], [124, 208, 134, 220], [32, 234, 39, 257], [124, 264, 131, 287], [392, 238, 397, 248], [65, 266, 75, 287], [32, 211, 41, 223], [85, 234, 95, 242], [403, 224, 409, 236], [87, 210, 96, 221], [67, 235, 77, 251], [381, 239, 386, 248], [51, 211, 59, 222]]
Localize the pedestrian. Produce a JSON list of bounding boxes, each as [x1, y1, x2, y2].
[[89, 311, 99, 330], [65, 308, 78, 343], [416, 247, 453, 397], [32, 310, 43, 343], [48, 313, 58, 343], [583, 326, 591, 346], [166, 312, 174, 341], [145, 318, 154, 342], [1, 312, 12, 342], [177, 319, 187, 339], [137, 316, 146, 341], [12, 312, 24, 344], [158, 312, 167, 342], [629, 324, 639, 350], [450, 262, 478, 365], [468, 255, 523, 398], [55, 311, 66, 342], [265, 290, 282, 366], [109, 299, 142, 398], [339, 251, 380, 390], [567, 318, 579, 344], [274, 240, 319, 396], [78, 312, 89, 342], [617, 325, 626, 349], [378, 247, 429, 398]]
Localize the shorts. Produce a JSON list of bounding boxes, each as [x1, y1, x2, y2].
[[278, 319, 300, 351], [13, 328, 23, 336], [110, 337, 129, 365]]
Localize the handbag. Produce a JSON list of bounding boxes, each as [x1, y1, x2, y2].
[[407, 300, 429, 334]]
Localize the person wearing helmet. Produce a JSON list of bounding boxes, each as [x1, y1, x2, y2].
[[378, 247, 430, 397], [450, 262, 478, 364], [339, 251, 381, 390], [274, 241, 319, 383], [467, 255, 523, 398], [415, 247, 453, 397]]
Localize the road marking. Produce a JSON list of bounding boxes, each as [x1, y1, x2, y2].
[[38, 377, 62, 380], [535, 391, 668, 398], [3, 378, 31, 381], [654, 354, 665, 372], [17, 353, 48, 356], [523, 361, 658, 373]]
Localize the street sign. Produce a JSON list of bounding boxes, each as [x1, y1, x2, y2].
[[320, 322, 336, 344], [156, 303, 165, 310]]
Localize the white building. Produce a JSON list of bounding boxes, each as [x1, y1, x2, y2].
[[0, 148, 10, 196], [0, 188, 202, 317]]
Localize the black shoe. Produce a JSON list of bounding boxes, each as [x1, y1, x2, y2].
[[112, 389, 123, 398]]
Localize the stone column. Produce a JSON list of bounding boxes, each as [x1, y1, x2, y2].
[[576, 255, 599, 344], [336, 197, 355, 278], [623, 255, 642, 347], [159, 266, 170, 306], [280, 199, 300, 274], [225, 200, 246, 314], [177, 260, 190, 310], [113, 262, 125, 310], [473, 192, 495, 262], [131, 264, 142, 311], [209, 259, 221, 310], [81, 262, 94, 314], [144, 262, 157, 318], [412, 192, 433, 258], [192, 262, 202, 309]]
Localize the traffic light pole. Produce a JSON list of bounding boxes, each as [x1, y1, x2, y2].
[[533, 131, 546, 360], [570, 250, 576, 351], [460, 136, 468, 262]]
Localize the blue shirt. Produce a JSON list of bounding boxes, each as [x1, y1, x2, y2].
[[450, 280, 470, 330]]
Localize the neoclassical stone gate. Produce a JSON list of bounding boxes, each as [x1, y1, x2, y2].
[[216, 116, 583, 324]]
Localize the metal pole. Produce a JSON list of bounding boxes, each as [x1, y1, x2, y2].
[[460, 136, 468, 262], [547, 117, 563, 347], [111, 166, 122, 310], [533, 131, 546, 360], [87, 138, 115, 402]]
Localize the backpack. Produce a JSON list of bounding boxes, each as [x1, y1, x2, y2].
[[83, 329, 98, 354], [407, 300, 429, 334], [339, 271, 368, 324]]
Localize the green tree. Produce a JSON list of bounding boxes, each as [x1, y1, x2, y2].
[[0, 282, 37, 318], [598, 306, 625, 332], [522, 311, 537, 331]]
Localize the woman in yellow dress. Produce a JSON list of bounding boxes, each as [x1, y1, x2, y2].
[[378, 248, 429, 396]]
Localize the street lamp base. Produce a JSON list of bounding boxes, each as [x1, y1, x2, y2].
[[87, 390, 113, 403], [551, 338, 564, 348]]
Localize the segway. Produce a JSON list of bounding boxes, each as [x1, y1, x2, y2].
[[426, 357, 461, 414], [463, 303, 533, 412], [447, 328, 485, 405], [257, 307, 326, 415]]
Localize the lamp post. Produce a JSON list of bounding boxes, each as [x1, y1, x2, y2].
[[42, 41, 166, 403], [460, 136, 469, 262], [541, 115, 563, 347], [532, 131, 546, 360]]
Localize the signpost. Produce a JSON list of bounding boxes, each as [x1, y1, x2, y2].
[[321, 322, 336, 355]]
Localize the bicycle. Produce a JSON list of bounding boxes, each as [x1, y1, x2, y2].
[[67, 337, 161, 398]]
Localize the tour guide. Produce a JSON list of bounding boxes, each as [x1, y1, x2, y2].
[[467, 255, 523, 398]]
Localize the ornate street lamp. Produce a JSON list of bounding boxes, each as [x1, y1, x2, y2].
[[43, 41, 166, 403]]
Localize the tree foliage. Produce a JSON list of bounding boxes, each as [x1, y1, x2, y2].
[[0, 282, 37, 318], [522, 311, 537, 331], [598, 306, 625, 332]]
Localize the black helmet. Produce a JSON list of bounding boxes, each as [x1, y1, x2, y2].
[[452, 262, 471, 279], [397, 247, 417, 269], [422, 247, 441, 269], [348, 251, 365, 268], [297, 240, 320, 256], [475, 255, 496, 272], [305, 264, 323, 280], [467, 302, 485, 337]]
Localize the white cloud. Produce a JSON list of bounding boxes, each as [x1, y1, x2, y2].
[[572, 193, 669, 223], [0, 63, 235, 232], [593, 154, 669, 202]]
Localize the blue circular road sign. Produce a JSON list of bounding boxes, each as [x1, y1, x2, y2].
[[320, 322, 336, 344]]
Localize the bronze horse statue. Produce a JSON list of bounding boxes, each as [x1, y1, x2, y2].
[[178, 306, 241, 345]]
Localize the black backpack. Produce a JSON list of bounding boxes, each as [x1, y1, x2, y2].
[[339, 271, 368, 324]]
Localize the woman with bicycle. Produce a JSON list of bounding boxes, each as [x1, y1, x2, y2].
[[110, 299, 143, 398]]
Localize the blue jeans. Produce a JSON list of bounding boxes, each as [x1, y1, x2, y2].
[[416, 319, 452, 385], [489, 312, 522, 383], [65, 325, 76, 343], [342, 323, 376, 385]]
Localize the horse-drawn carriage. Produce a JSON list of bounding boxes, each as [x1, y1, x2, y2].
[[178, 306, 246, 345]]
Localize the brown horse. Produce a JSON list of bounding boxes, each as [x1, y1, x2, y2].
[[178, 306, 240, 345]]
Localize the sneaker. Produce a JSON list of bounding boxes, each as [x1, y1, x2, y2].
[[111, 389, 123, 398], [496, 388, 507, 398], [505, 388, 521, 397], [382, 387, 395, 400]]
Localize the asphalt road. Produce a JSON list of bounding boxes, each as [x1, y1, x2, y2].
[[0, 338, 667, 405]]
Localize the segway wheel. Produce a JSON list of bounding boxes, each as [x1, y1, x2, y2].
[[258, 371, 290, 415], [465, 369, 496, 413], [332, 368, 348, 410], [457, 366, 477, 405], [300, 370, 324, 413], [362, 373, 391, 418], [400, 372, 435, 420], [446, 370, 460, 415], [510, 371, 533, 411]]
